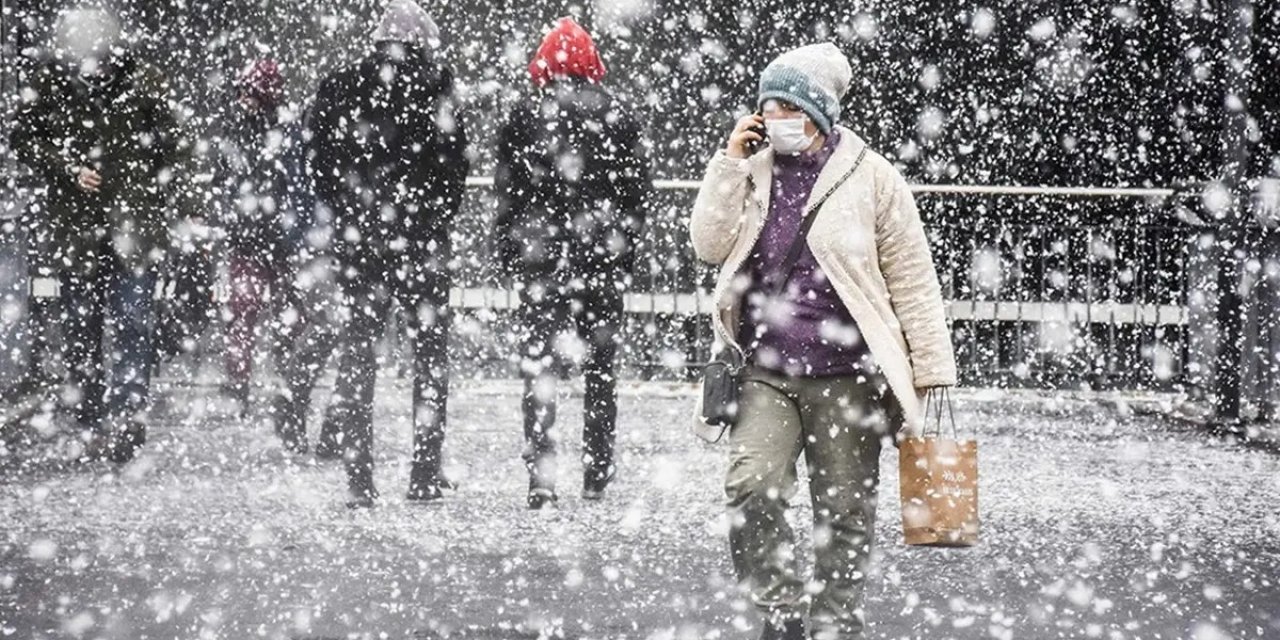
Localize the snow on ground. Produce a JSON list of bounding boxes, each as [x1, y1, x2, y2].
[[2, 376, 1279, 639]]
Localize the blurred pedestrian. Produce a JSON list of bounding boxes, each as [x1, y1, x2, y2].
[[10, 6, 186, 463], [689, 43, 957, 639], [215, 58, 312, 415], [297, 0, 468, 507], [493, 17, 650, 509]]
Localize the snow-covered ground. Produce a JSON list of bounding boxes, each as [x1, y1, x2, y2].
[[2, 377, 1279, 639]]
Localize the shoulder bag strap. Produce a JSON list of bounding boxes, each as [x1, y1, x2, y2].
[[768, 147, 869, 297]]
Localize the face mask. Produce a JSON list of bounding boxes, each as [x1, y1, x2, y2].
[[766, 116, 817, 155]]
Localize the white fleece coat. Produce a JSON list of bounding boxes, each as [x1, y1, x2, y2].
[[689, 126, 958, 438]]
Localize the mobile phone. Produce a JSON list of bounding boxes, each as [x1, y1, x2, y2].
[[745, 110, 766, 155]]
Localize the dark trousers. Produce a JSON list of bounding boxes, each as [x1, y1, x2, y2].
[[224, 254, 278, 389], [59, 254, 158, 435], [518, 278, 623, 483], [275, 256, 343, 446], [329, 254, 451, 495], [155, 246, 216, 361]]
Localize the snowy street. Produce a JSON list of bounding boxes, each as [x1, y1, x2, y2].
[[3, 379, 1278, 640], [4, 0, 1280, 638]]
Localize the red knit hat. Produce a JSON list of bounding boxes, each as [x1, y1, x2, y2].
[[237, 59, 285, 108], [528, 17, 606, 88]]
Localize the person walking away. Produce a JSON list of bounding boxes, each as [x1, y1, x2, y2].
[[300, 0, 468, 507], [216, 59, 312, 415], [493, 16, 650, 509], [10, 6, 187, 464], [689, 43, 958, 639]]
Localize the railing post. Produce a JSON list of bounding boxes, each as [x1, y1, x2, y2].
[[1211, 0, 1254, 428], [1214, 227, 1245, 423]]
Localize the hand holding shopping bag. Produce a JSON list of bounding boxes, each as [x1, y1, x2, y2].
[[899, 387, 979, 547]]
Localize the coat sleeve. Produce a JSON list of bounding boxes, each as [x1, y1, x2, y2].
[[609, 113, 651, 271], [137, 66, 202, 224], [141, 67, 183, 177], [491, 114, 529, 274], [429, 67, 469, 218], [875, 169, 958, 388], [688, 150, 751, 266], [304, 78, 342, 208], [10, 69, 72, 182], [281, 124, 318, 253]]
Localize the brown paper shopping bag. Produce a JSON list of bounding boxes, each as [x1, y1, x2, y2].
[[899, 387, 979, 547]]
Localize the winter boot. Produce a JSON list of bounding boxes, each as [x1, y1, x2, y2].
[[525, 450, 558, 510], [313, 412, 343, 461], [345, 487, 379, 509], [406, 466, 457, 503], [271, 395, 308, 455], [345, 474, 379, 509], [75, 430, 112, 463], [108, 420, 146, 464], [220, 380, 251, 416], [759, 617, 805, 640], [233, 383, 250, 417], [582, 465, 616, 500], [527, 478, 558, 510]]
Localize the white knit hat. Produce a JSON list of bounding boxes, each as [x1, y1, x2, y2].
[[372, 0, 441, 49], [757, 43, 853, 134], [52, 6, 123, 63]]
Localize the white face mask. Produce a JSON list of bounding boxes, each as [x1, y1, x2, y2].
[[766, 116, 817, 155]]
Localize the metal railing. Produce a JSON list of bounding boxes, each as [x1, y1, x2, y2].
[[10, 177, 1201, 391]]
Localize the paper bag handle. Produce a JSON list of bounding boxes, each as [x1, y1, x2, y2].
[[922, 386, 960, 439]]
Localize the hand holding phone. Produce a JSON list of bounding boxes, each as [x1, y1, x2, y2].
[[745, 110, 767, 156], [726, 112, 767, 159]]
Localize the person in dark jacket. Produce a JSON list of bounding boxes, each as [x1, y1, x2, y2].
[[10, 7, 184, 463], [216, 59, 313, 414], [293, 0, 468, 507], [493, 17, 650, 509]]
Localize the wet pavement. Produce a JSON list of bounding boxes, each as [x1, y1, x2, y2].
[[2, 378, 1279, 639]]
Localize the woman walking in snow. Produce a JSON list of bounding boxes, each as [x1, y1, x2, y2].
[[689, 43, 957, 640]]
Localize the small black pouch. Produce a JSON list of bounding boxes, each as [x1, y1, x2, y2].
[[700, 347, 745, 433]]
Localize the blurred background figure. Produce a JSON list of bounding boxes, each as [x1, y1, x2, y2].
[[214, 58, 312, 415], [9, 5, 186, 463], [493, 16, 650, 509], [296, 0, 468, 508]]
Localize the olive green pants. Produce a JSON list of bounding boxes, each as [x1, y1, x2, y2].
[[726, 366, 888, 639]]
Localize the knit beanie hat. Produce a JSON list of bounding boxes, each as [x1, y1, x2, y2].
[[372, 0, 441, 49], [237, 59, 285, 109], [529, 17, 606, 87], [757, 43, 853, 135], [52, 6, 123, 64]]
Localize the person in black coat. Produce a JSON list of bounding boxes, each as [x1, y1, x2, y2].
[[290, 0, 468, 507], [10, 8, 185, 463], [493, 17, 650, 509]]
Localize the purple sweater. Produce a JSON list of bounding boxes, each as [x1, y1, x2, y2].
[[737, 131, 873, 377]]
